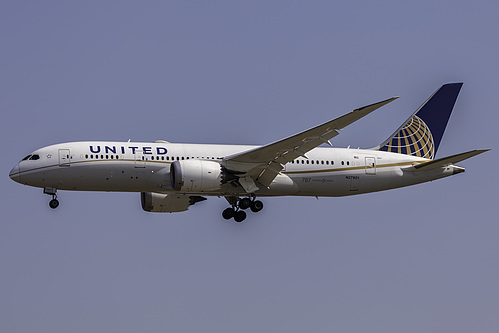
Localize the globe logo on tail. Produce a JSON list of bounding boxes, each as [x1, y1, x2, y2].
[[379, 115, 435, 159]]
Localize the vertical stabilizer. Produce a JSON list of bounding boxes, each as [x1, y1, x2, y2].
[[375, 83, 463, 159]]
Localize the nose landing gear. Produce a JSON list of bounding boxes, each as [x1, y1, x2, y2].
[[44, 187, 59, 209], [222, 196, 264, 222]]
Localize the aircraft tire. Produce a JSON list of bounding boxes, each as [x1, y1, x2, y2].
[[250, 200, 263, 213], [234, 210, 247, 223], [239, 198, 251, 210], [222, 207, 235, 220], [49, 199, 59, 209]]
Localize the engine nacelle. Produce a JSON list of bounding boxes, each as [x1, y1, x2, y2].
[[141, 192, 191, 212], [170, 160, 223, 192]]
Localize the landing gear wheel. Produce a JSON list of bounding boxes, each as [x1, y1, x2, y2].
[[234, 210, 247, 223], [239, 198, 251, 210], [49, 199, 59, 209], [44, 188, 59, 210], [222, 207, 235, 220], [250, 200, 263, 213]]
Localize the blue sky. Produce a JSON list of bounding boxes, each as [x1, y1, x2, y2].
[[1, 1, 498, 332]]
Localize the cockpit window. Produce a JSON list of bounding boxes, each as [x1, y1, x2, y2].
[[21, 154, 40, 161]]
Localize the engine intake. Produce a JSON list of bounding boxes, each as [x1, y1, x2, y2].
[[170, 160, 223, 192]]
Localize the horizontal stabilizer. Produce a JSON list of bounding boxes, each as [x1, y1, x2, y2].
[[404, 149, 490, 171]]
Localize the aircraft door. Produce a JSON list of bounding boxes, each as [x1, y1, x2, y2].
[[365, 157, 376, 175], [59, 149, 71, 166], [134, 150, 146, 168]]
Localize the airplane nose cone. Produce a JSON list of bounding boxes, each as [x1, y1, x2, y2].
[[9, 164, 21, 183]]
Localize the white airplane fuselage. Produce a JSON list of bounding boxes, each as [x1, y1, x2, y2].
[[9, 141, 457, 197]]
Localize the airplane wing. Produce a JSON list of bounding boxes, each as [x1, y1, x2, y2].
[[223, 97, 398, 190]]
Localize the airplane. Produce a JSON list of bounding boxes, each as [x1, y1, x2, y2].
[[9, 83, 489, 222]]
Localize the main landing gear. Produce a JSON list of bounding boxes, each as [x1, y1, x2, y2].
[[44, 187, 59, 209], [222, 196, 264, 223]]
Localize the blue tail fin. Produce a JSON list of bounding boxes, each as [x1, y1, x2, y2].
[[376, 83, 463, 159]]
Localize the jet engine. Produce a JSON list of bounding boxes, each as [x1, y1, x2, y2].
[[170, 160, 223, 192]]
